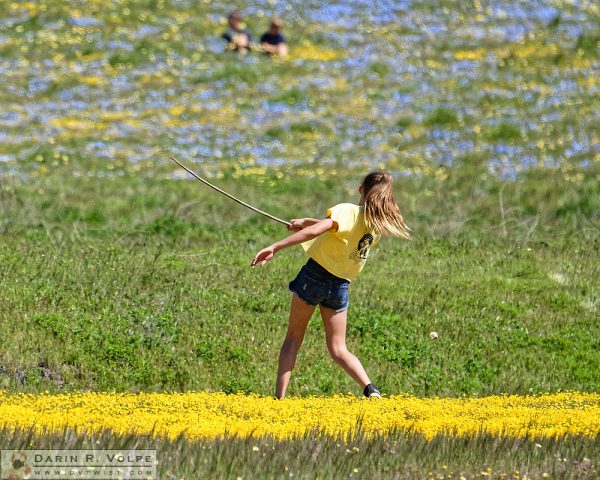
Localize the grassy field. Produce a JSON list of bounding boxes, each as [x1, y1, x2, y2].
[[1, 169, 598, 396], [0, 0, 599, 477], [1, 426, 598, 480]]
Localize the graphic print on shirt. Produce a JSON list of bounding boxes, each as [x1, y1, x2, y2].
[[350, 233, 374, 263]]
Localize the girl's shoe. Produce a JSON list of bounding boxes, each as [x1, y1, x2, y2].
[[363, 383, 382, 398]]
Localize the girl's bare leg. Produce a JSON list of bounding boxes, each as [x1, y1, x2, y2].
[[320, 306, 370, 388], [276, 294, 315, 399]]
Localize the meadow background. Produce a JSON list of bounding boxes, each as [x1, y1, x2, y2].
[[0, 0, 599, 478]]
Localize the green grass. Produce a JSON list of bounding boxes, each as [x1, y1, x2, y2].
[[484, 123, 523, 142], [0, 167, 598, 396], [0, 0, 598, 475], [423, 107, 460, 128], [1, 426, 597, 480]]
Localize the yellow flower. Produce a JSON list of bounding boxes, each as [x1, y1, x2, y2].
[[0, 391, 597, 441]]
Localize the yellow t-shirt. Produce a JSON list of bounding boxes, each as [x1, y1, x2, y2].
[[302, 203, 380, 281]]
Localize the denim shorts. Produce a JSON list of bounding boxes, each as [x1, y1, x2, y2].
[[289, 258, 350, 312]]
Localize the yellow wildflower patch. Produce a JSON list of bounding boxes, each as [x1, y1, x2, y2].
[[425, 59, 444, 69], [454, 49, 487, 61], [572, 57, 592, 69], [335, 96, 370, 115], [199, 107, 240, 124], [12, 1, 38, 15], [0, 392, 597, 441], [162, 117, 188, 128], [80, 76, 107, 86], [232, 165, 268, 179], [123, 119, 141, 128], [100, 111, 132, 122], [512, 42, 559, 60], [290, 41, 342, 62], [50, 117, 104, 132], [168, 106, 185, 116]]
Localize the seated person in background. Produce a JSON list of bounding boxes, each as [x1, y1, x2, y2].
[[222, 10, 251, 54], [260, 18, 288, 56]]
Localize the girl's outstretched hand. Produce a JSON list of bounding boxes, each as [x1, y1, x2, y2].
[[287, 219, 304, 231], [251, 246, 275, 267]]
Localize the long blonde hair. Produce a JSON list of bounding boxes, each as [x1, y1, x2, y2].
[[362, 172, 410, 238]]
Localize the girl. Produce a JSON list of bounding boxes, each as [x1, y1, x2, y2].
[[251, 172, 410, 399]]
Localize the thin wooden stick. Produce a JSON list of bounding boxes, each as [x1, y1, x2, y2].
[[169, 156, 291, 227]]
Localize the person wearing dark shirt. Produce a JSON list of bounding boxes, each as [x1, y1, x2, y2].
[[222, 10, 251, 54], [260, 18, 288, 56]]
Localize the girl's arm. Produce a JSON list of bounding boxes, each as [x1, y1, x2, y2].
[[287, 217, 321, 231], [252, 218, 335, 267]]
